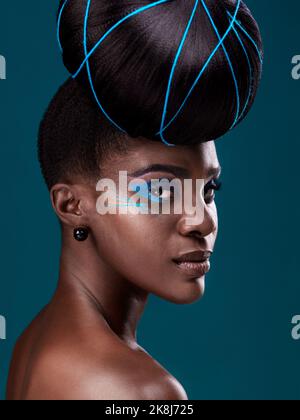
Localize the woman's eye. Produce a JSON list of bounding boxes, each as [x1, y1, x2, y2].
[[151, 186, 172, 200], [147, 180, 173, 201], [204, 178, 222, 203]]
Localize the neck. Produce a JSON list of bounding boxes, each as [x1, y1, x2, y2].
[[56, 231, 149, 348]]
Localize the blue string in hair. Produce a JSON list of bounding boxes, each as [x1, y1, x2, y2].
[[231, 24, 253, 125], [201, 0, 240, 130], [227, 11, 263, 65], [83, 0, 126, 132], [159, 0, 199, 147], [158, 0, 242, 136], [79, 0, 172, 137], [57, 0, 69, 53], [73, 0, 172, 79]]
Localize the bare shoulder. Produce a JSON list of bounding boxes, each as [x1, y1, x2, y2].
[[24, 340, 188, 400]]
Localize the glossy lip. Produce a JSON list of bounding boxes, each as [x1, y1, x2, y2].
[[172, 250, 212, 277]]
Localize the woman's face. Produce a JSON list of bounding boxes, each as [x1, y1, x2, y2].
[[86, 138, 221, 304]]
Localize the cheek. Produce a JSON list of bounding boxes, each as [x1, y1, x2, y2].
[[91, 213, 176, 276]]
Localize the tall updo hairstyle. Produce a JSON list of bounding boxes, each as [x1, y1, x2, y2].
[[57, 0, 263, 146]]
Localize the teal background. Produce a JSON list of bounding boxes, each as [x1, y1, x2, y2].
[[0, 1, 300, 400]]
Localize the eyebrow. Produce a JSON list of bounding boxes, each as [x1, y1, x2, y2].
[[129, 164, 222, 179], [129, 164, 190, 179]]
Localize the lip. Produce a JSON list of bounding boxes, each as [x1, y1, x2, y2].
[[173, 250, 212, 277], [173, 260, 211, 277], [174, 250, 212, 263]]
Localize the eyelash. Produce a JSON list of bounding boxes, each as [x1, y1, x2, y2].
[[204, 178, 222, 201]]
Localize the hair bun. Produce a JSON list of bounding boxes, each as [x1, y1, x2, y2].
[[57, 0, 263, 145]]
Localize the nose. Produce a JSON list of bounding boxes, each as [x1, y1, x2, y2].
[[177, 205, 218, 239]]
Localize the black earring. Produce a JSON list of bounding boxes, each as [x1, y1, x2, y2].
[[73, 227, 89, 242]]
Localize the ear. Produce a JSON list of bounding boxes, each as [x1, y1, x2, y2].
[[50, 183, 90, 228]]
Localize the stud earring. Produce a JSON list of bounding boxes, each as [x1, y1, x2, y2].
[[73, 227, 89, 242]]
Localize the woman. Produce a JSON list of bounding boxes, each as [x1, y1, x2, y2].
[[7, 0, 263, 400]]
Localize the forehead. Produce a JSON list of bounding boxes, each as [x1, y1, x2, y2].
[[102, 137, 220, 179]]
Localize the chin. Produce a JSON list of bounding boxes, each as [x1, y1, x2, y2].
[[163, 276, 206, 305]]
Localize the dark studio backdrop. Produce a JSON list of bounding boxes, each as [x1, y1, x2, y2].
[[0, 1, 300, 400]]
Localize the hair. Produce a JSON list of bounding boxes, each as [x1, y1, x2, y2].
[[38, 78, 128, 190], [38, 0, 263, 189]]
